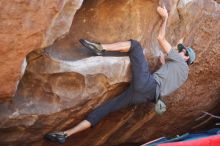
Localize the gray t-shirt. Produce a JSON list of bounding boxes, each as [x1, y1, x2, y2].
[[153, 49, 189, 97]]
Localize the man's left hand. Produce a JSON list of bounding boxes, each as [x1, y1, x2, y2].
[[157, 6, 168, 20]]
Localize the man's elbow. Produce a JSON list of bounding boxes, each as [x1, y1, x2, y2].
[[157, 36, 165, 42]]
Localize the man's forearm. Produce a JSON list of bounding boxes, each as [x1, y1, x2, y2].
[[157, 18, 168, 40], [157, 6, 172, 53], [157, 17, 172, 54]]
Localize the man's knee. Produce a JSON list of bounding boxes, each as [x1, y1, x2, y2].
[[130, 39, 141, 50]]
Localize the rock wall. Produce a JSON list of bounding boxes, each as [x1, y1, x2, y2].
[[0, 0, 220, 146], [0, 0, 83, 100]]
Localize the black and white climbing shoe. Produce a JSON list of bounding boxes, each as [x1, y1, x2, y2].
[[44, 131, 67, 144], [79, 39, 105, 56]]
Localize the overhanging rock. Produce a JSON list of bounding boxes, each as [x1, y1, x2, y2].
[[0, 0, 220, 146]]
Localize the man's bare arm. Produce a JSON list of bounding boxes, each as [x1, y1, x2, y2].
[[157, 6, 172, 54], [159, 51, 165, 65]]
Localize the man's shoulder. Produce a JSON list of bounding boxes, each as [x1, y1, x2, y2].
[[167, 48, 186, 63], [167, 48, 179, 57]]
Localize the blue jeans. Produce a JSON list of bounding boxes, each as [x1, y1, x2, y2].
[[86, 40, 157, 126]]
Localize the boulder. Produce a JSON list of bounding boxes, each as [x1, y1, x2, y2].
[[0, 0, 83, 100], [0, 0, 220, 146]]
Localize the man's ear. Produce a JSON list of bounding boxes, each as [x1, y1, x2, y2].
[[186, 56, 190, 61]]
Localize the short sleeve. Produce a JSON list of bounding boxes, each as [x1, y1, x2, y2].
[[167, 49, 185, 63]]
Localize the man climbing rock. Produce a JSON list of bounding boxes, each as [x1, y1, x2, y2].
[[44, 6, 196, 144]]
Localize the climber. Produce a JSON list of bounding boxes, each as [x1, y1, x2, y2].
[[44, 6, 196, 144]]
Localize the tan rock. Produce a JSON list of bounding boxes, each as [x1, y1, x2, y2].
[[0, 0, 83, 100], [0, 0, 220, 146]]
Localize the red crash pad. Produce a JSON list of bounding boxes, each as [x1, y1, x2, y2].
[[159, 135, 220, 146]]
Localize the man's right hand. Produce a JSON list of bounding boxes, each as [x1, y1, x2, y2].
[[157, 6, 168, 20]]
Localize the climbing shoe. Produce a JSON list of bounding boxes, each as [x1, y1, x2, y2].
[[44, 131, 67, 144], [79, 39, 105, 56]]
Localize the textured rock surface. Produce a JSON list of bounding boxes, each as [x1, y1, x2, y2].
[[0, 0, 220, 146], [0, 0, 83, 100]]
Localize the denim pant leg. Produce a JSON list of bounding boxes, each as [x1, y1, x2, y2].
[[129, 40, 157, 103], [86, 40, 157, 126], [86, 86, 133, 126]]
